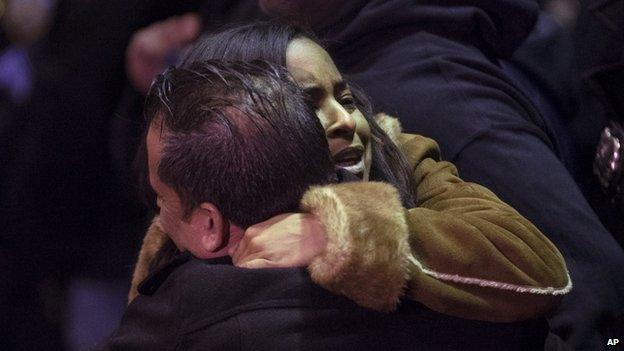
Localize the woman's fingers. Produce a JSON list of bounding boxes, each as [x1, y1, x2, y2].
[[231, 212, 327, 268], [232, 213, 292, 264], [237, 258, 277, 269]]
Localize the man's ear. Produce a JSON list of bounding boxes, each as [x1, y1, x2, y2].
[[189, 202, 227, 258]]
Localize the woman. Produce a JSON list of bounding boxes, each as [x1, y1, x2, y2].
[[130, 23, 571, 322]]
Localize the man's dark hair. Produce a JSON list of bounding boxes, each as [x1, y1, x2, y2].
[[143, 60, 336, 228]]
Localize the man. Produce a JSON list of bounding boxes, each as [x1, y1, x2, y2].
[[104, 60, 549, 350]]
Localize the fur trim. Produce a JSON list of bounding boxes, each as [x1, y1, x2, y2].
[[375, 113, 442, 166], [375, 112, 403, 145], [128, 216, 169, 303], [301, 182, 411, 311]]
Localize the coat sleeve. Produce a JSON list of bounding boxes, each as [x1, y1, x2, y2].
[[302, 133, 571, 322]]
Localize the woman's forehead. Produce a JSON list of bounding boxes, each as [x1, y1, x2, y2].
[[286, 38, 341, 82]]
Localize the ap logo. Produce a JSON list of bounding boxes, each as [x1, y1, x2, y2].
[[607, 338, 619, 346]]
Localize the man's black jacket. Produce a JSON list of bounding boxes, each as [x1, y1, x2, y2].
[[103, 253, 548, 350]]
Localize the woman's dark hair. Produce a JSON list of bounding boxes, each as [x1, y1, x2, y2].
[[182, 22, 417, 207]]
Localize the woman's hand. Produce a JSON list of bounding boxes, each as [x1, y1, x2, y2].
[[230, 213, 328, 269]]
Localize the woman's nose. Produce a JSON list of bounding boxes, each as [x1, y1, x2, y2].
[[325, 104, 356, 139]]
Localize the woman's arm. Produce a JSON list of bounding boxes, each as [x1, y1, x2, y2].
[[297, 116, 570, 321], [399, 133, 570, 321]]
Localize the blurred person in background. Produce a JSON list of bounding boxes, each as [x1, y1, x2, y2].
[[569, 0, 624, 242], [513, 0, 624, 245]]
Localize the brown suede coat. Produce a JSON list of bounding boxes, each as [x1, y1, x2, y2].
[[129, 115, 571, 322]]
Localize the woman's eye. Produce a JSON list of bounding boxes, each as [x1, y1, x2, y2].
[[340, 94, 356, 112]]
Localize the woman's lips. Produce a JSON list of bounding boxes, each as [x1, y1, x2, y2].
[[333, 146, 365, 175]]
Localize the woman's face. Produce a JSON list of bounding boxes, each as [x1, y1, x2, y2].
[[286, 38, 372, 180]]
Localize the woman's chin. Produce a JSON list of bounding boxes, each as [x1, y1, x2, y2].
[[335, 159, 366, 181]]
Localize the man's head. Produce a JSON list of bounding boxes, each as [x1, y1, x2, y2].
[[143, 60, 336, 258]]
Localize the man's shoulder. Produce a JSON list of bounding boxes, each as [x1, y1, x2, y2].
[[176, 257, 338, 302], [142, 254, 356, 310], [176, 257, 313, 291], [171, 258, 354, 326], [125, 257, 549, 350]]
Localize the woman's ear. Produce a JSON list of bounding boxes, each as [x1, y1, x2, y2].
[[189, 202, 227, 258]]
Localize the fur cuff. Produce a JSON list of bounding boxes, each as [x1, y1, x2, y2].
[[300, 182, 411, 311]]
